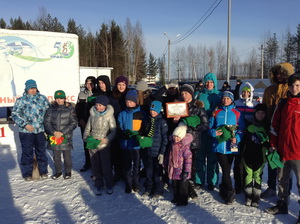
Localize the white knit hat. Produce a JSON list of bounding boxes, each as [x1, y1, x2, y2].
[[173, 123, 187, 139], [136, 80, 148, 92]]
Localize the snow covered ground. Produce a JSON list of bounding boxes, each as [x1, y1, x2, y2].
[[1, 126, 300, 224]]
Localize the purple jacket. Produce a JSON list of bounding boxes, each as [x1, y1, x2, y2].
[[168, 133, 193, 180]]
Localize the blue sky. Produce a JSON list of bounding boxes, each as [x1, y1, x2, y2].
[[1, 0, 299, 60]]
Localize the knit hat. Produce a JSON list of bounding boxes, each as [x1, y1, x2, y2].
[[173, 123, 187, 139], [95, 95, 109, 106], [180, 84, 194, 97], [222, 91, 234, 102], [150, 100, 162, 114], [125, 89, 138, 104], [237, 79, 242, 83], [54, 90, 66, 99], [242, 86, 251, 92], [136, 80, 148, 92], [254, 103, 267, 114], [115, 75, 128, 87], [25, 79, 37, 91]]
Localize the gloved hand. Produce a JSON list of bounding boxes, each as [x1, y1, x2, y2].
[[182, 172, 189, 181], [158, 154, 164, 165]]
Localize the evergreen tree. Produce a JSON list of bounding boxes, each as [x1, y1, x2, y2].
[[0, 18, 7, 28], [147, 53, 157, 82]]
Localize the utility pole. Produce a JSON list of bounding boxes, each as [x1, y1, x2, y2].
[[226, 0, 231, 83], [260, 44, 264, 79], [164, 32, 171, 82]]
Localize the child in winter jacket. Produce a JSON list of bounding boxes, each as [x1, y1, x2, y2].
[[44, 90, 78, 180], [243, 103, 269, 208], [208, 91, 245, 205], [83, 95, 116, 195], [233, 82, 258, 193], [141, 100, 168, 197], [168, 123, 193, 206], [118, 90, 145, 193]]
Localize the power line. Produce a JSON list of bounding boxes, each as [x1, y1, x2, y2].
[[172, 0, 223, 45]]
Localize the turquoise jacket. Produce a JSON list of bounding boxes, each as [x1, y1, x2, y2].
[[195, 73, 222, 116]]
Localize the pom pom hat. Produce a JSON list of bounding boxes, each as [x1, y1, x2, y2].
[[173, 123, 187, 140]]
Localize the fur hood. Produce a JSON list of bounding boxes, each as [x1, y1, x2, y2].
[[269, 62, 294, 84]]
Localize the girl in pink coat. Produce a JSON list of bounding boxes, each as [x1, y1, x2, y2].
[[168, 123, 193, 206]]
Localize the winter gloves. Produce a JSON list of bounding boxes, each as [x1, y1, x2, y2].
[[158, 154, 164, 165], [86, 136, 101, 149]]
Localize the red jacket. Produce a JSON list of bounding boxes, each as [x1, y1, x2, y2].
[[270, 96, 300, 161]]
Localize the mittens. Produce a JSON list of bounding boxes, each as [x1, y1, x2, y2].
[[158, 154, 164, 165], [136, 135, 153, 148]]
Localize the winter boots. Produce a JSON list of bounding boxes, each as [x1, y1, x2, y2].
[[265, 200, 288, 215], [219, 185, 235, 204], [244, 185, 261, 208]]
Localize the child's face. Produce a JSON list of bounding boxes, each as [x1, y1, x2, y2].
[[173, 136, 181, 143], [242, 91, 250, 99], [126, 100, 136, 108], [55, 98, 65, 105], [222, 96, 232, 106], [95, 103, 106, 112], [150, 110, 158, 117], [181, 91, 192, 103], [255, 110, 266, 121], [288, 80, 300, 96]]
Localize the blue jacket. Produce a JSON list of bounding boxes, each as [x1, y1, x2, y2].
[[208, 104, 245, 154], [118, 106, 144, 150], [12, 92, 49, 133], [141, 113, 168, 157]]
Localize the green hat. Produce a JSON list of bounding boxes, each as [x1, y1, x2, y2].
[[267, 151, 284, 169], [54, 90, 66, 99], [242, 86, 251, 92]]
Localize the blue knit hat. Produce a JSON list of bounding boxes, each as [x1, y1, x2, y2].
[[150, 100, 162, 114], [125, 90, 138, 104], [222, 91, 234, 102], [25, 79, 37, 91], [95, 95, 109, 106]]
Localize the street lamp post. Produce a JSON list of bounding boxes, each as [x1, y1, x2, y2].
[[164, 32, 171, 82]]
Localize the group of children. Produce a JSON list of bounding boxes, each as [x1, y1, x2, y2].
[[10, 75, 276, 209]]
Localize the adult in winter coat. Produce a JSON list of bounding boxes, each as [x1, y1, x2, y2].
[[141, 101, 168, 197], [233, 81, 258, 193], [194, 73, 221, 191], [111, 75, 129, 181], [44, 90, 78, 180], [176, 84, 208, 198], [75, 76, 96, 172], [265, 74, 300, 223], [12, 79, 50, 181], [261, 62, 294, 198], [208, 91, 245, 204], [83, 95, 116, 195]]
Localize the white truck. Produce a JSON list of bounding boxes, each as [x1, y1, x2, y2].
[[0, 29, 80, 148]]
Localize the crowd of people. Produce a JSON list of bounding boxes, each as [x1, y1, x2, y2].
[[11, 62, 300, 223]]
